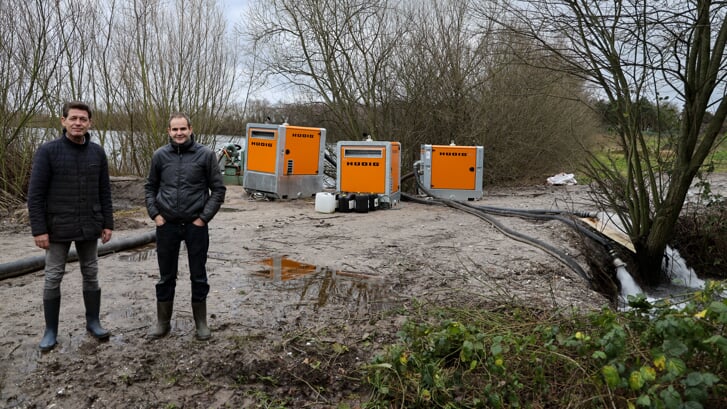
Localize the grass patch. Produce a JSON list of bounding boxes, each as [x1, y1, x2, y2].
[[581, 133, 727, 181], [706, 148, 727, 172], [364, 287, 727, 408]]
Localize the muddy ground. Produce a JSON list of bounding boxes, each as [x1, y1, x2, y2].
[[1, 174, 725, 408]]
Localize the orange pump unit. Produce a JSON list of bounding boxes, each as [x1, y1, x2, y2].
[[243, 123, 326, 199], [336, 140, 401, 208], [419, 144, 484, 200]]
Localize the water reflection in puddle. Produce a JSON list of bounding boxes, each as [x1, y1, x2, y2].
[[254, 257, 318, 281], [248, 256, 392, 313]]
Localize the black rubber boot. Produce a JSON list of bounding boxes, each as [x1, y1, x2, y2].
[[39, 296, 61, 352], [83, 289, 110, 340], [192, 302, 211, 340], [148, 301, 173, 339]]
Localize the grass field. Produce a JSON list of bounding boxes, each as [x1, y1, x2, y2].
[[585, 132, 727, 175], [708, 146, 727, 172]]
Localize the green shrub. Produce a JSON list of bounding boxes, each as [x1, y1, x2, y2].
[[365, 283, 727, 408], [674, 189, 727, 280]]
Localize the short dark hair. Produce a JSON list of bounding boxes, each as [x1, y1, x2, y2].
[[169, 112, 191, 128], [62, 101, 92, 119]]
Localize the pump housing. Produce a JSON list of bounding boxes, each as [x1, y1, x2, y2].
[[243, 123, 326, 199], [336, 140, 401, 208], [420, 144, 484, 200]]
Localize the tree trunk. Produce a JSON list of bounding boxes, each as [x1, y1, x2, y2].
[[634, 239, 665, 287], [636, 168, 695, 286]]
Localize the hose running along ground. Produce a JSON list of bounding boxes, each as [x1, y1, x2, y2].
[[403, 163, 620, 285], [0, 230, 156, 281]]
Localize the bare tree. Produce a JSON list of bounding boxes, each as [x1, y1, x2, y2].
[[46, 0, 123, 171], [90, 0, 126, 173], [482, 34, 599, 183], [393, 0, 596, 180], [0, 1, 62, 197], [243, 0, 404, 141], [393, 0, 494, 150], [494, 0, 727, 284], [108, 0, 239, 174], [0, 0, 241, 199]]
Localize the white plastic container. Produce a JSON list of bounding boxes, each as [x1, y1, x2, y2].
[[314, 192, 336, 213]]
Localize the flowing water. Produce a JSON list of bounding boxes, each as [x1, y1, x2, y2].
[[617, 245, 710, 309], [662, 246, 705, 288], [616, 264, 643, 301]]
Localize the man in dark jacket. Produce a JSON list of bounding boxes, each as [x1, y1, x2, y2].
[[144, 112, 226, 340], [27, 101, 114, 352]]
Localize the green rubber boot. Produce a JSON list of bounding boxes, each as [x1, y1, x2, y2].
[[148, 301, 173, 339], [192, 302, 211, 340]]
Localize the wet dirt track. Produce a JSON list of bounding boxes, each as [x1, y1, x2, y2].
[[9, 175, 726, 407]]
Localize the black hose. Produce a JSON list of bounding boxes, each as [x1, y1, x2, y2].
[[324, 151, 337, 167], [402, 192, 592, 282], [0, 230, 156, 281], [464, 203, 612, 248], [405, 162, 611, 283]]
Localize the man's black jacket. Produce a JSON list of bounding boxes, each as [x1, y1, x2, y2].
[[144, 136, 226, 224], [27, 131, 114, 241]]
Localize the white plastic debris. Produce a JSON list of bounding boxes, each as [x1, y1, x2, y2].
[[546, 173, 578, 185]]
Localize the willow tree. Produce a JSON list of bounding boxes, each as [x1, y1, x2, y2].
[[493, 1, 727, 285]]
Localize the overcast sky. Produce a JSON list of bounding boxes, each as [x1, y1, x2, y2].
[[221, 0, 292, 103], [223, 0, 250, 25]]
